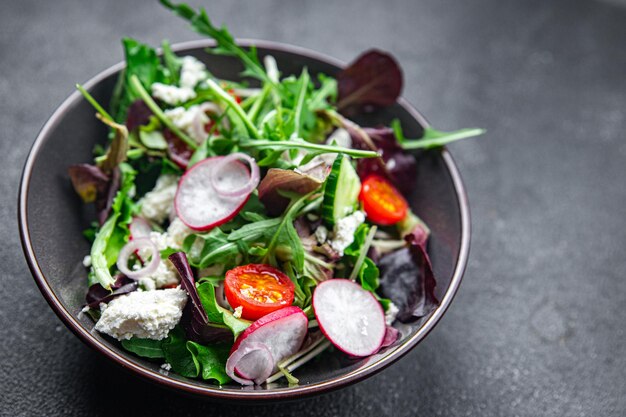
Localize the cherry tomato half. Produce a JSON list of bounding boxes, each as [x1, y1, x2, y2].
[[224, 264, 295, 320], [359, 174, 409, 225]]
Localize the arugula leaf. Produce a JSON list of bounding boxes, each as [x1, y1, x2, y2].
[[110, 38, 167, 123], [121, 338, 165, 359], [287, 68, 310, 139], [261, 191, 315, 271], [161, 40, 182, 84], [184, 227, 241, 268], [308, 74, 337, 111], [197, 282, 250, 339], [160, 0, 275, 87], [392, 119, 485, 150], [186, 341, 231, 384]]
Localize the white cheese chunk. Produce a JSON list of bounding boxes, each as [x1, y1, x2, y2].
[[179, 56, 208, 89], [138, 174, 178, 224], [94, 288, 187, 340], [314, 225, 329, 245], [151, 82, 196, 106], [167, 217, 193, 248], [329, 211, 366, 256], [385, 301, 400, 325]]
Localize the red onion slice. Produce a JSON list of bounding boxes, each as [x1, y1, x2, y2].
[[116, 238, 160, 280], [210, 152, 260, 198], [225, 341, 274, 385], [129, 217, 152, 240]]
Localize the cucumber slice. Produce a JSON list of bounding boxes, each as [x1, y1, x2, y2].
[[322, 154, 361, 226]]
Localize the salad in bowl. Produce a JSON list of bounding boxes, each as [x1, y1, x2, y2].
[[69, 1, 483, 386]]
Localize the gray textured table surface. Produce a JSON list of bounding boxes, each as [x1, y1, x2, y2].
[[2, 0, 625, 415]]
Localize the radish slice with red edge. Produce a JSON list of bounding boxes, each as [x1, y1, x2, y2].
[[313, 279, 386, 357], [230, 306, 308, 373], [174, 156, 251, 231], [210, 152, 260, 198], [226, 342, 274, 385], [116, 238, 159, 280]]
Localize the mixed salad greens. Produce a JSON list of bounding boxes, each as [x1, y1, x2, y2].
[[71, 0, 484, 386]]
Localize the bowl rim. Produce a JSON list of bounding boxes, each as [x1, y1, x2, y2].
[[18, 38, 470, 401]]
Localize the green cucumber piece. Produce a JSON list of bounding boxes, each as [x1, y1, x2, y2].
[[322, 154, 361, 226]]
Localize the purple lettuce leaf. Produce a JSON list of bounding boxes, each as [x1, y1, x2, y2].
[[125, 99, 153, 132], [68, 164, 110, 203], [180, 303, 231, 344], [164, 128, 193, 169], [169, 252, 231, 344], [68, 164, 121, 226], [377, 232, 438, 322], [96, 167, 120, 226], [85, 275, 137, 308], [336, 49, 403, 115], [168, 252, 208, 323], [352, 126, 417, 195]]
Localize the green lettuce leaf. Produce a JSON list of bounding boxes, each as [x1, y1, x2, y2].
[[121, 338, 165, 359], [197, 282, 250, 339]]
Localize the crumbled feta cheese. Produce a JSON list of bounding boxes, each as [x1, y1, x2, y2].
[[139, 174, 179, 224], [180, 56, 208, 89], [167, 217, 193, 248], [94, 288, 187, 341], [164, 103, 224, 143], [82, 255, 92, 268], [151, 82, 196, 106], [135, 231, 180, 289], [164, 105, 208, 142], [138, 277, 156, 292], [78, 305, 91, 320], [385, 301, 400, 325], [329, 211, 366, 256], [326, 128, 352, 148], [233, 306, 243, 319], [314, 225, 329, 245], [147, 261, 180, 289], [161, 362, 172, 371]]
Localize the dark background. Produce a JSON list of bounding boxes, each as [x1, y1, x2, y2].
[[2, 0, 625, 415]]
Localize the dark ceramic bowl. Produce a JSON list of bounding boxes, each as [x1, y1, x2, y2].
[[18, 40, 470, 401]]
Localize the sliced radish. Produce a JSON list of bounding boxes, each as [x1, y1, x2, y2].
[[313, 279, 386, 357], [225, 341, 274, 385], [174, 156, 251, 231], [230, 306, 308, 374]]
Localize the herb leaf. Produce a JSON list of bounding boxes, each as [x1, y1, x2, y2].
[[160, 0, 275, 87]]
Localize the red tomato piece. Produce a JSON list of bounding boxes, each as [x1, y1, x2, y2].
[[359, 175, 409, 225], [224, 264, 295, 320]]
